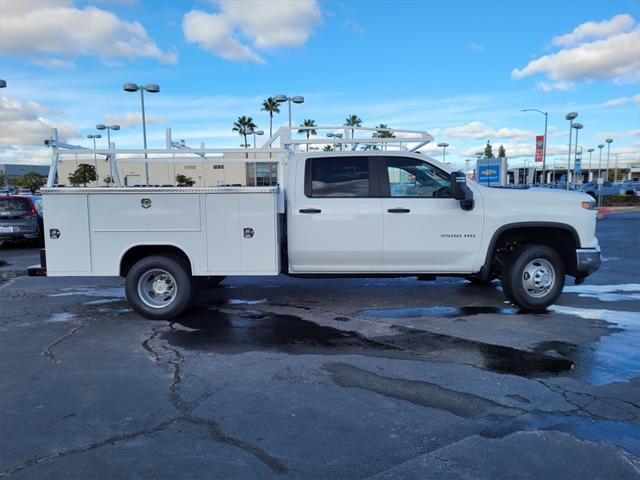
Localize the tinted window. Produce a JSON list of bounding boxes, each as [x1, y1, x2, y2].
[[0, 198, 31, 213], [386, 158, 451, 198], [308, 157, 370, 197]]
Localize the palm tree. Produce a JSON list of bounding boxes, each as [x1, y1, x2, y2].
[[232, 115, 257, 158], [261, 97, 280, 138], [298, 119, 317, 151], [344, 114, 363, 143], [373, 123, 395, 139], [373, 123, 395, 150]]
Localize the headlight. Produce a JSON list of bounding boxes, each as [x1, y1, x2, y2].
[[582, 200, 596, 210]]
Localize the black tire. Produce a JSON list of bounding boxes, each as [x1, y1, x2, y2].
[[197, 276, 226, 289], [500, 267, 514, 302], [125, 255, 194, 320], [501, 245, 565, 311]]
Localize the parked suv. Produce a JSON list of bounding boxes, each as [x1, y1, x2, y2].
[[0, 195, 44, 244]]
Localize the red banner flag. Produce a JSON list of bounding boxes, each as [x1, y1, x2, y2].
[[535, 135, 544, 162]]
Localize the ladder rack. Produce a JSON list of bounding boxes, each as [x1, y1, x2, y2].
[[44, 125, 434, 188]]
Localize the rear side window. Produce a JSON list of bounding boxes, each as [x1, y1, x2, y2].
[[306, 157, 370, 197], [0, 198, 31, 213]]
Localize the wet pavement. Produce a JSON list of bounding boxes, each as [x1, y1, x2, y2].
[[0, 212, 639, 479]]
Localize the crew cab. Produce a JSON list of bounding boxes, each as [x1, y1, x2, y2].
[[30, 126, 601, 319]]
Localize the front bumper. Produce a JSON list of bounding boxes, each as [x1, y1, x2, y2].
[[576, 247, 601, 277]]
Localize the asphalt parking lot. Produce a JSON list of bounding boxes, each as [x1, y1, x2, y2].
[[1, 213, 639, 479]]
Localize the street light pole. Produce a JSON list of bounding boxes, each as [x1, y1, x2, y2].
[[597, 144, 605, 207], [123, 83, 160, 185], [96, 124, 120, 148], [565, 112, 578, 189], [437, 143, 449, 164], [274, 95, 304, 129], [572, 123, 583, 188], [521, 108, 548, 183], [605, 138, 613, 182], [587, 148, 594, 181], [87, 134, 102, 185]]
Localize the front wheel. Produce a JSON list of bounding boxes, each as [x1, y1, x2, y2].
[[125, 255, 194, 319], [501, 245, 565, 311]]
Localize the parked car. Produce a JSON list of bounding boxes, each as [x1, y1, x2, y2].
[[619, 181, 640, 196], [578, 181, 626, 198], [0, 195, 44, 245]]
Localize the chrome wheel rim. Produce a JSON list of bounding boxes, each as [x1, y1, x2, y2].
[[522, 258, 555, 298], [137, 269, 177, 309]]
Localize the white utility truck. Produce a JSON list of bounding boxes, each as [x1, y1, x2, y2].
[[30, 126, 601, 319]]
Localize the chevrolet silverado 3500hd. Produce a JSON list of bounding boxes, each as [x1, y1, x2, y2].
[[30, 126, 600, 319]]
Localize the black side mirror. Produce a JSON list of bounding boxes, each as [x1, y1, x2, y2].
[[450, 171, 474, 211]]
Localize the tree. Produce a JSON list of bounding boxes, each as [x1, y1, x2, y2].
[[176, 174, 195, 187], [298, 119, 317, 151], [322, 145, 334, 151], [373, 123, 395, 150], [373, 124, 395, 138], [344, 114, 363, 141], [68, 164, 97, 187], [484, 140, 494, 158], [232, 115, 257, 158], [261, 97, 280, 138], [15, 172, 47, 192], [498, 145, 506, 158]]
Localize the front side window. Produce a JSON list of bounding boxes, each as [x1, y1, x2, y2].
[[307, 157, 370, 197], [386, 158, 451, 198]]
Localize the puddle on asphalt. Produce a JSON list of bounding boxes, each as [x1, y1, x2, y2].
[[49, 287, 125, 299], [49, 312, 76, 322], [480, 413, 640, 457], [160, 306, 573, 378], [563, 283, 640, 302], [356, 305, 520, 318], [549, 305, 640, 385]]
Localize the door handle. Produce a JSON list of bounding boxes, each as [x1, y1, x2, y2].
[[387, 208, 410, 213], [299, 208, 322, 214]]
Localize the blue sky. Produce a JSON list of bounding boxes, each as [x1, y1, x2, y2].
[[0, 0, 638, 169]]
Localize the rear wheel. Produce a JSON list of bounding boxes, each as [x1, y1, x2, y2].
[[125, 255, 194, 319], [501, 245, 565, 311]]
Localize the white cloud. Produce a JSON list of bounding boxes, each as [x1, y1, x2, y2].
[[603, 94, 640, 106], [468, 42, 485, 53], [595, 129, 640, 141], [552, 14, 636, 47], [103, 112, 166, 128], [461, 142, 570, 159], [535, 81, 574, 92], [0, 97, 80, 148], [0, 0, 177, 66], [183, 0, 322, 63], [512, 14, 640, 85], [442, 121, 533, 140], [183, 10, 265, 63]]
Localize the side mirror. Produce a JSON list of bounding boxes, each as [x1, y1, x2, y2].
[[450, 171, 474, 211]]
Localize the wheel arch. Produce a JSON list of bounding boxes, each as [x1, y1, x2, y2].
[[119, 244, 193, 277], [481, 222, 580, 280]]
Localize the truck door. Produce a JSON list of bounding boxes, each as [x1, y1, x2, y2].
[[379, 156, 484, 272], [289, 156, 383, 272]]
